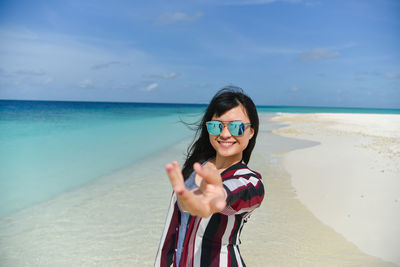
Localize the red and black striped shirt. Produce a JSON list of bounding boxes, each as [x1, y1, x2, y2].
[[155, 162, 265, 267]]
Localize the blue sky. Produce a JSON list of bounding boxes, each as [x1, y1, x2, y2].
[[0, 0, 399, 108]]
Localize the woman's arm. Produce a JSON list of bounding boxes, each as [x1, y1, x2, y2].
[[221, 171, 264, 215]]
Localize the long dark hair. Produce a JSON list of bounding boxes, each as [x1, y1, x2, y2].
[[182, 86, 259, 180]]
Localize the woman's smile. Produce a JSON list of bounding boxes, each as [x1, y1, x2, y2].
[[217, 140, 236, 148]]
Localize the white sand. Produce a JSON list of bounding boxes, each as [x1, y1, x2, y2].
[[271, 113, 400, 265]]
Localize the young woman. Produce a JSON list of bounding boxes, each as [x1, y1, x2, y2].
[[155, 87, 265, 267]]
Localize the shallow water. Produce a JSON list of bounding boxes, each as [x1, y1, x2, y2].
[[0, 100, 204, 217]]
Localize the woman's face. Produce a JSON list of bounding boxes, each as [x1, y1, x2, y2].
[[209, 105, 254, 163]]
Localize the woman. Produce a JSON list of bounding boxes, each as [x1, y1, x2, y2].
[[155, 87, 264, 267]]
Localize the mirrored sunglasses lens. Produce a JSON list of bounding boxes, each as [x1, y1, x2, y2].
[[229, 122, 245, 136], [207, 122, 222, 135]]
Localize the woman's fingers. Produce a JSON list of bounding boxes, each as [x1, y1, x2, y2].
[[165, 161, 185, 194], [165, 161, 202, 214], [193, 162, 226, 215], [206, 184, 226, 213], [166, 161, 226, 217], [193, 162, 222, 186], [177, 188, 208, 216]]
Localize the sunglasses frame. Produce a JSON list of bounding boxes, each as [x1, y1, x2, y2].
[[206, 120, 251, 136]]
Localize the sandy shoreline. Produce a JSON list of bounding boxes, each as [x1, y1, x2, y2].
[[0, 137, 191, 266], [0, 113, 398, 266], [270, 113, 400, 265]]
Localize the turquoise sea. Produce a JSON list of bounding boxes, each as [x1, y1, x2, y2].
[[0, 100, 399, 218]]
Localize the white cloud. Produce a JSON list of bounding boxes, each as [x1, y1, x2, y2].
[[385, 72, 400, 79], [0, 27, 175, 100], [112, 82, 136, 90], [0, 27, 39, 41], [43, 77, 53, 85], [91, 61, 122, 70], [156, 12, 203, 24], [291, 86, 300, 92], [199, 82, 209, 88], [298, 48, 340, 62], [354, 71, 382, 81], [258, 47, 301, 54], [144, 72, 179, 79], [142, 82, 158, 91], [304, 1, 320, 6], [225, 0, 276, 4], [355, 71, 380, 76], [222, 0, 315, 6], [78, 79, 93, 88], [14, 69, 46, 76]]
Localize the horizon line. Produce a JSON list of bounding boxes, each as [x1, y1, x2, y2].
[[0, 98, 399, 111]]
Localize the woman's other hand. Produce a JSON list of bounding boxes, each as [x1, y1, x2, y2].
[[165, 161, 226, 218]]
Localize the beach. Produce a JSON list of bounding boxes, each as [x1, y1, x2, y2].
[[0, 112, 399, 266], [269, 113, 400, 266]]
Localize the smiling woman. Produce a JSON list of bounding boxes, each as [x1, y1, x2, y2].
[[155, 86, 265, 267]]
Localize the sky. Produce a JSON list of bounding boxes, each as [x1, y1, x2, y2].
[[0, 0, 399, 108]]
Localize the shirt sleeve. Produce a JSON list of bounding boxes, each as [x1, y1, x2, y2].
[[220, 171, 264, 216]]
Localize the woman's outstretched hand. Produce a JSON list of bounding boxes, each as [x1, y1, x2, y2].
[[165, 161, 226, 218]]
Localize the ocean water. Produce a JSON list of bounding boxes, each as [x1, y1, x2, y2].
[[1, 100, 399, 218], [0, 100, 206, 218]]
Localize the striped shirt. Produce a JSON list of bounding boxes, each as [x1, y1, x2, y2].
[[155, 162, 265, 267]]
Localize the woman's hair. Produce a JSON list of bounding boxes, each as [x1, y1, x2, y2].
[[182, 86, 259, 180]]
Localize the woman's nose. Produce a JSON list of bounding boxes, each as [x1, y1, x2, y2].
[[219, 125, 232, 137]]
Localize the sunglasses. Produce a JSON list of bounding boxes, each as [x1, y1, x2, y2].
[[206, 121, 251, 136]]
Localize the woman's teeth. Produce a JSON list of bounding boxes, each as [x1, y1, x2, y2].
[[219, 141, 235, 146]]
